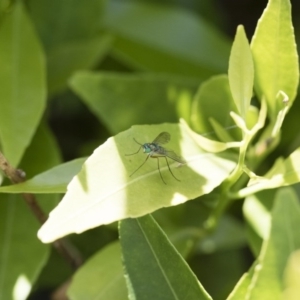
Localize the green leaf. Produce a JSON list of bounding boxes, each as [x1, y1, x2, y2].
[[209, 118, 236, 143], [47, 35, 113, 95], [0, 158, 86, 194], [243, 190, 276, 256], [229, 187, 300, 299], [282, 250, 300, 299], [227, 265, 256, 300], [0, 2, 46, 166], [28, 0, 108, 94], [68, 242, 128, 300], [251, 0, 299, 118], [228, 25, 254, 120], [0, 0, 9, 14], [181, 119, 238, 153], [243, 191, 273, 241], [246, 105, 259, 130], [37, 123, 236, 243], [237, 148, 300, 197], [0, 195, 50, 300], [0, 120, 61, 299], [104, 1, 230, 78], [245, 188, 300, 299], [191, 75, 241, 141], [120, 214, 212, 300], [28, 0, 104, 47], [69, 71, 199, 134], [245, 222, 263, 258], [19, 121, 62, 178]]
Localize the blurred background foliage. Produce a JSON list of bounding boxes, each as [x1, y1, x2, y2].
[[1, 0, 300, 299], [21, 0, 300, 161], [26, 0, 271, 161]]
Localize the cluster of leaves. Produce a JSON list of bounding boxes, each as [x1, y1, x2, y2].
[[0, 0, 300, 299]]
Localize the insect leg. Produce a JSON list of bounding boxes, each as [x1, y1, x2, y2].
[[129, 154, 150, 177], [157, 157, 166, 184], [165, 157, 180, 182]]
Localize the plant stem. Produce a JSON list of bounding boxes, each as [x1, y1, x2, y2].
[[0, 151, 82, 270], [205, 100, 268, 230], [205, 136, 249, 230], [205, 191, 231, 231]]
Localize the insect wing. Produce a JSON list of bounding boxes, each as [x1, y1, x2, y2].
[[152, 132, 170, 145], [165, 150, 186, 164]]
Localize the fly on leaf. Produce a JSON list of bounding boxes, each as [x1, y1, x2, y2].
[[126, 132, 186, 184]]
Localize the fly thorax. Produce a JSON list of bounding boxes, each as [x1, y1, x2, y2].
[[149, 143, 160, 151]]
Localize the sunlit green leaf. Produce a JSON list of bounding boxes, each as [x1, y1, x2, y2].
[[251, 0, 299, 118], [246, 105, 259, 130], [209, 118, 236, 143], [243, 192, 273, 241], [38, 123, 236, 243], [120, 214, 212, 300], [243, 190, 275, 256], [228, 25, 254, 120], [229, 187, 300, 299], [237, 148, 300, 197], [245, 188, 300, 299], [69, 71, 199, 133], [282, 250, 300, 300], [227, 265, 256, 300], [0, 2, 46, 166], [68, 242, 127, 300], [181, 119, 240, 153]]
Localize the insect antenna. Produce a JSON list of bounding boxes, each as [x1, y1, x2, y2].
[[125, 138, 143, 156]]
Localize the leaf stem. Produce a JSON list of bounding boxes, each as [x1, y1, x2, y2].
[[206, 100, 267, 230]]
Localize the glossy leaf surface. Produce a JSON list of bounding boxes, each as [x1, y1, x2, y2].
[[38, 123, 236, 242], [120, 214, 212, 300], [0, 2, 46, 166], [251, 0, 299, 118]]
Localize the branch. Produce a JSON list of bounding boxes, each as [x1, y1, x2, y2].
[[0, 151, 82, 269]]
